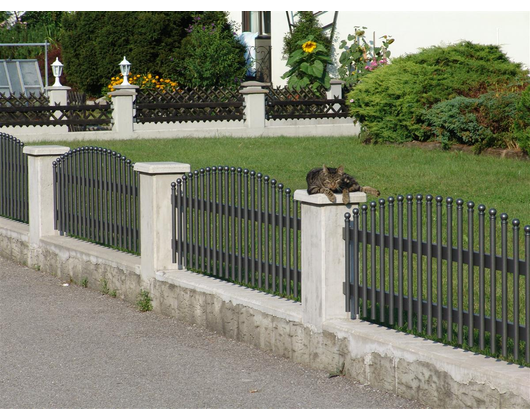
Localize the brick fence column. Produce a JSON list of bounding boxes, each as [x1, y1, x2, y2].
[[294, 190, 367, 332]]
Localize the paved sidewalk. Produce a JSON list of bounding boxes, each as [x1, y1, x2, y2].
[[0, 254, 425, 409]]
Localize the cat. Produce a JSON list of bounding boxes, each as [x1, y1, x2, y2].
[[306, 165, 380, 204]]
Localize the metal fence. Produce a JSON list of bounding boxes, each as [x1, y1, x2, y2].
[[53, 147, 140, 255], [0, 132, 28, 223], [344, 194, 529, 364], [172, 166, 301, 300]]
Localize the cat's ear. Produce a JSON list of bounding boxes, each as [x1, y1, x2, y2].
[[322, 165, 329, 174], [337, 165, 344, 174]]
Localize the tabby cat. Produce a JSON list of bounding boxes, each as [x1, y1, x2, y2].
[[306, 165, 380, 204]]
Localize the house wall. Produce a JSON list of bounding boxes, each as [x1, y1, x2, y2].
[[229, 11, 530, 87]]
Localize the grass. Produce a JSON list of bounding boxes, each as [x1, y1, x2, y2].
[[38, 136, 530, 224]]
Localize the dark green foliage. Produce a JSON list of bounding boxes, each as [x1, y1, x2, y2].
[[347, 41, 529, 147], [21, 11, 64, 30], [423, 91, 521, 152], [168, 12, 248, 88], [60, 11, 195, 96], [282, 12, 332, 58], [513, 85, 530, 154]]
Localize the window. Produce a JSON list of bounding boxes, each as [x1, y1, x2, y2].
[[0, 59, 43, 96], [242, 11, 271, 36]]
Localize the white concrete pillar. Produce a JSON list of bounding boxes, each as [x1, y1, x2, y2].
[[46, 85, 71, 133], [294, 190, 367, 332], [327, 79, 344, 113], [134, 162, 191, 282], [109, 86, 138, 138], [23, 145, 71, 247], [240, 81, 268, 129], [46, 85, 71, 106]]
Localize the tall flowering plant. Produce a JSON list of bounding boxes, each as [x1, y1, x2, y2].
[[281, 35, 333, 91], [338, 26, 394, 88]]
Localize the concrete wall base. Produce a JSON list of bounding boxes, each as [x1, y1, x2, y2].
[[0, 217, 528, 409]]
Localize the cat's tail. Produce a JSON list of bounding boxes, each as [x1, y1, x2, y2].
[[361, 186, 380, 197]]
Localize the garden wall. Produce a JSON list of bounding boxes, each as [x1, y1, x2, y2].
[[0, 153, 528, 410]]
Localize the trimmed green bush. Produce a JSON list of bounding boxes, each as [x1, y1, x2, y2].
[[423, 90, 522, 152], [168, 13, 248, 88], [513, 85, 530, 154], [347, 41, 529, 146]]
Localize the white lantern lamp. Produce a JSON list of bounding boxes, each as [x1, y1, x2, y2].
[[51, 58, 64, 87], [119, 56, 131, 86]]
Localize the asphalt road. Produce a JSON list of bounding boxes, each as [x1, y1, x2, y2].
[[0, 254, 426, 409]]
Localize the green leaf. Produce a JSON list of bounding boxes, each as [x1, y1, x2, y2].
[[312, 60, 324, 78], [300, 62, 312, 76]]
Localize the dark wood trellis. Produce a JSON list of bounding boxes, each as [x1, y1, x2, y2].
[[266, 85, 349, 120], [0, 92, 112, 130], [135, 86, 245, 123]]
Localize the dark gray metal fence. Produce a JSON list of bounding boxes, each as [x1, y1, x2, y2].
[[172, 166, 301, 300], [0, 132, 28, 223], [344, 195, 529, 364], [53, 147, 140, 255]]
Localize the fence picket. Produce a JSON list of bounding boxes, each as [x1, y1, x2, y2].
[[0, 134, 29, 224], [344, 193, 529, 365], [53, 147, 139, 255], [173, 166, 301, 300]]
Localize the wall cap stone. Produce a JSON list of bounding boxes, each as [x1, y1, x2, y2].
[[134, 162, 191, 174], [23, 145, 70, 156], [294, 189, 367, 205]]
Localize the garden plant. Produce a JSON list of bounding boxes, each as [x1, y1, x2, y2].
[[347, 41, 530, 154], [337, 25, 394, 88]]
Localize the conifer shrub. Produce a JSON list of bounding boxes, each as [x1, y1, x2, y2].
[[60, 11, 195, 96], [513, 85, 530, 154], [347, 41, 529, 148], [423, 90, 523, 152]]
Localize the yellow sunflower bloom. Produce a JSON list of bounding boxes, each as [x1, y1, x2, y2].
[[302, 41, 317, 53]]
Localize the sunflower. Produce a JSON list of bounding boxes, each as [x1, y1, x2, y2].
[[302, 40, 317, 53]]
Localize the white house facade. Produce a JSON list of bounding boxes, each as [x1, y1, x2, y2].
[[228, 11, 530, 87]]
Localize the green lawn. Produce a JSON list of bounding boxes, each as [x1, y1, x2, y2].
[[41, 136, 530, 224]]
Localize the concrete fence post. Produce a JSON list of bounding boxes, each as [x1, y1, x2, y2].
[[240, 81, 269, 130], [134, 162, 191, 283], [294, 190, 367, 332], [327, 79, 344, 113], [46, 85, 71, 133], [47, 85, 71, 107], [109, 86, 138, 138], [23, 145, 71, 248]]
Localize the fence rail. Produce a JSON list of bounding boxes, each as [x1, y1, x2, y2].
[[0, 132, 28, 223], [344, 194, 529, 364], [53, 147, 140, 254], [266, 86, 349, 120], [0, 91, 112, 131], [135, 86, 245, 124], [173, 166, 301, 300]]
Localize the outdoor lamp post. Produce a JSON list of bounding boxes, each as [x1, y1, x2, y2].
[[51, 58, 63, 87], [120, 56, 131, 85]]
